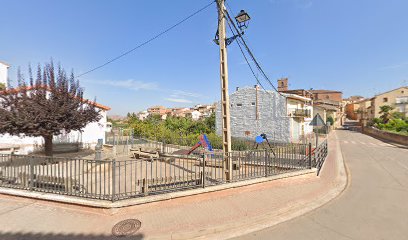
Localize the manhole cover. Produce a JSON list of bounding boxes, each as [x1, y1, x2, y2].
[[112, 219, 142, 237]]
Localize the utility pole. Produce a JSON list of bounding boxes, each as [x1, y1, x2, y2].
[[216, 0, 232, 181]]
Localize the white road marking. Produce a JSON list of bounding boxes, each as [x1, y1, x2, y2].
[[351, 141, 356, 144], [360, 142, 366, 145], [343, 141, 349, 144]]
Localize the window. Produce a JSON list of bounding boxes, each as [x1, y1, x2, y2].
[[383, 97, 388, 103], [237, 103, 242, 107], [325, 95, 330, 99], [402, 90, 405, 94], [251, 102, 255, 106]]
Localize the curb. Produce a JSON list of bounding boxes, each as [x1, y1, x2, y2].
[[167, 131, 348, 240], [0, 169, 316, 208]]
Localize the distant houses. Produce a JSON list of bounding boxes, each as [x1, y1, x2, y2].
[[140, 104, 216, 121], [277, 78, 345, 128], [347, 86, 408, 125]]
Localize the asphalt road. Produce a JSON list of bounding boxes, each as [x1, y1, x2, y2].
[[234, 125, 408, 240]]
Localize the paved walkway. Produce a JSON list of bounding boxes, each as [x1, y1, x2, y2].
[[0, 132, 345, 240], [234, 124, 408, 240]]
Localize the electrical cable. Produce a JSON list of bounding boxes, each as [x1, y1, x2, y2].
[[225, 16, 268, 92], [76, 0, 216, 78], [224, 9, 283, 96]]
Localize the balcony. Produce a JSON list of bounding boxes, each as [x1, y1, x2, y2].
[[288, 109, 311, 118], [396, 97, 408, 104]]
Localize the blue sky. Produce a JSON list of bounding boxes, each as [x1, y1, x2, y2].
[[1, 0, 407, 115]]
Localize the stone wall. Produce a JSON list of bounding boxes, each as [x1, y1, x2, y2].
[[363, 127, 408, 146], [216, 87, 290, 142]]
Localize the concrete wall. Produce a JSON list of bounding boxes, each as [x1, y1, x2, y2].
[[363, 126, 408, 146], [216, 87, 290, 142]]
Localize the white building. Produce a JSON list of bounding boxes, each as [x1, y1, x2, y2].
[[0, 61, 10, 89], [137, 111, 150, 121], [0, 101, 110, 149], [0, 62, 111, 152], [284, 93, 314, 141], [191, 110, 202, 121]]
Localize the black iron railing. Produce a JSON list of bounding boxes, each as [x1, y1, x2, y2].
[[0, 140, 328, 202], [314, 139, 328, 175]]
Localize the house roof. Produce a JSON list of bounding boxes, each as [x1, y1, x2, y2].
[[282, 93, 312, 102], [374, 86, 408, 97], [0, 61, 10, 67], [313, 103, 338, 111], [0, 85, 111, 111], [310, 89, 342, 94]]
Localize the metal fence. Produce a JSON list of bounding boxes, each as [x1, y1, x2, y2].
[[0, 141, 328, 202], [314, 139, 328, 175]]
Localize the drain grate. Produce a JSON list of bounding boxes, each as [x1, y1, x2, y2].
[[112, 219, 142, 237]]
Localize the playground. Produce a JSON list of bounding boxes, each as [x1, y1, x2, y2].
[[0, 131, 325, 202]]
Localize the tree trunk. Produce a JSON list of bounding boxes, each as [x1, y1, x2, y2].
[[43, 135, 53, 156]]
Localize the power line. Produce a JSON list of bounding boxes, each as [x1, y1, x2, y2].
[[76, 1, 216, 78], [225, 15, 267, 91], [224, 9, 283, 96]]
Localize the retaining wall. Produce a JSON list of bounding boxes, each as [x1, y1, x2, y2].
[[363, 127, 408, 146]]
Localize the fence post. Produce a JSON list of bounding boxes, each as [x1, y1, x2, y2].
[[264, 149, 268, 177], [29, 156, 34, 190], [308, 143, 312, 169], [111, 159, 116, 202], [202, 154, 206, 188]]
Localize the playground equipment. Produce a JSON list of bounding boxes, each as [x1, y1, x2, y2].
[[187, 134, 213, 155], [254, 133, 276, 156], [130, 147, 160, 160]]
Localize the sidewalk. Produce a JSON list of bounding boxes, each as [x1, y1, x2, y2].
[[0, 131, 347, 240]]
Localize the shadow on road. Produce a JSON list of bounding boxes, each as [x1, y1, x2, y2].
[[0, 232, 145, 240]]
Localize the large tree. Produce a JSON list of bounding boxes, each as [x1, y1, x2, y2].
[[0, 61, 101, 156]]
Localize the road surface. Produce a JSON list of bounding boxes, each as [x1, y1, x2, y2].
[[234, 125, 408, 240]]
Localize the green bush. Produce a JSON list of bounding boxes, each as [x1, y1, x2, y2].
[[374, 118, 408, 134], [326, 116, 334, 126], [123, 113, 264, 150]]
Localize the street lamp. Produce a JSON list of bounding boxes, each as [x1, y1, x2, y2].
[[214, 9, 251, 46], [235, 10, 251, 33]]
